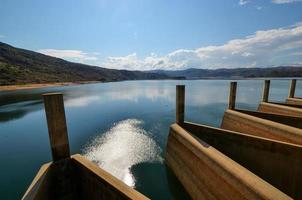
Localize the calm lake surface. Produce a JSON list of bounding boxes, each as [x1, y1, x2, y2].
[[0, 79, 301, 199]]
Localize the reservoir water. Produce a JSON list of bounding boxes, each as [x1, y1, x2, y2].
[[0, 79, 301, 199]]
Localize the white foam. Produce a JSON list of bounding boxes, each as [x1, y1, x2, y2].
[[83, 119, 163, 187]]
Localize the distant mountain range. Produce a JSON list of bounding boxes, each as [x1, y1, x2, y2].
[[150, 66, 302, 79], [0, 41, 301, 85]]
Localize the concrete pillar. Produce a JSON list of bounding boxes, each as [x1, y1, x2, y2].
[[43, 93, 70, 161], [289, 79, 297, 98], [262, 80, 270, 102], [229, 82, 237, 110], [176, 85, 185, 126]]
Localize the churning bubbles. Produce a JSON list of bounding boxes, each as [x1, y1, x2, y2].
[[83, 119, 163, 187]]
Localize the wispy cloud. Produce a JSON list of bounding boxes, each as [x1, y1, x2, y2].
[[272, 0, 302, 4], [239, 0, 249, 5], [0, 34, 5, 38], [240, 0, 301, 7], [256, 6, 263, 10], [102, 23, 302, 70], [37, 49, 99, 63]]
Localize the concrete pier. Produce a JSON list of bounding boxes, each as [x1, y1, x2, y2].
[[262, 80, 270, 102], [176, 85, 185, 126], [43, 93, 70, 161], [228, 82, 237, 109], [288, 79, 296, 98]]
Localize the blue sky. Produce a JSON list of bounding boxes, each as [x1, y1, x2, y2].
[[1, 0, 302, 70]]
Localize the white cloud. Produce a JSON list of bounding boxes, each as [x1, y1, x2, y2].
[[239, 0, 249, 5], [36, 23, 302, 71], [272, 0, 302, 4], [102, 23, 302, 70], [38, 49, 99, 63]]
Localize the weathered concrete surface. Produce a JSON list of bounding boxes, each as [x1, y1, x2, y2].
[[185, 121, 302, 199], [228, 82, 237, 109], [286, 97, 302, 106], [22, 155, 149, 200], [288, 79, 296, 99], [72, 154, 149, 200], [43, 93, 70, 161], [262, 80, 270, 102], [258, 102, 302, 117], [272, 102, 302, 108], [22, 163, 53, 200], [22, 158, 77, 200], [176, 85, 185, 126], [165, 123, 291, 200], [221, 109, 302, 145], [235, 108, 302, 129]]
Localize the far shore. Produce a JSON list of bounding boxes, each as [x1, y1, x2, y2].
[[1, 77, 299, 92], [0, 81, 101, 91]]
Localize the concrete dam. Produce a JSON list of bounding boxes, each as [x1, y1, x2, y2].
[[22, 79, 302, 200]]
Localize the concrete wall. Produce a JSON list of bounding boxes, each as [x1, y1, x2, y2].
[[72, 154, 149, 200], [22, 159, 78, 200], [258, 102, 302, 117], [221, 109, 302, 145], [165, 123, 291, 200], [184, 122, 302, 199], [22, 155, 149, 200]]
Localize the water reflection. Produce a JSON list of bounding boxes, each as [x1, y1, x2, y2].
[[83, 119, 163, 187], [0, 100, 42, 122], [1, 80, 300, 123], [0, 80, 301, 199]]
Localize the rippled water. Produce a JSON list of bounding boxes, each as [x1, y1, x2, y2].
[[83, 119, 163, 187], [0, 79, 301, 199]]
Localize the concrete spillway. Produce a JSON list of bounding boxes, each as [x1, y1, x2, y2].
[[166, 81, 302, 199]]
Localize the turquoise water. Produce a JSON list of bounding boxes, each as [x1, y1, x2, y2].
[[0, 79, 301, 199]]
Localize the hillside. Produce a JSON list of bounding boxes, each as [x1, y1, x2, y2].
[[0, 42, 167, 85]]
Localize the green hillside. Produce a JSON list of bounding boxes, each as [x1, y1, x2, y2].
[[0, 42, 167, 85]]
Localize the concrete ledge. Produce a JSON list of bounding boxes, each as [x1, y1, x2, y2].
[[258, 102, 302, 117], [235, 108, 302, 129], [165, 123, 291, 200], [268, 102, 302, 109], [286, 97, 302, 106], [221, 109, 302, 145]]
